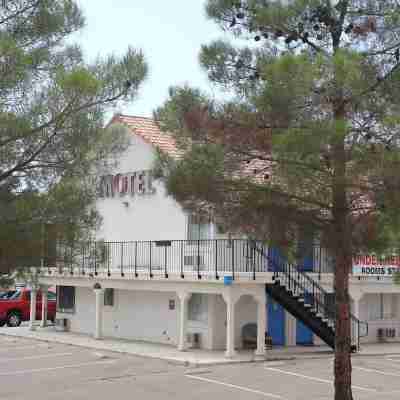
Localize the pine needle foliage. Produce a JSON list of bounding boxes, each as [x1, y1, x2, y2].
[[154, 2, 400, 399], [0, 1, 148, 269]]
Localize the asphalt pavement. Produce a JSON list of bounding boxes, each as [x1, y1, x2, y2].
[[0, 336, 400, 400]]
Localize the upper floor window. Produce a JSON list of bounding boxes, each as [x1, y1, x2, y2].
[[187, 214, 211, 241]]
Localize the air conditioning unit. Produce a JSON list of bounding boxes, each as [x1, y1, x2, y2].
[[386, 328, 396, 338], [55, 318, 69, 332], [186, 332, 201, 349], [377, 328, 396, 340]]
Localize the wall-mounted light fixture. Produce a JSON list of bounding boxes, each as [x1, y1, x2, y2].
[[122, 201, 129, 208]]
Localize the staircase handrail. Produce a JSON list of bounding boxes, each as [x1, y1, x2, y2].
[[251, 241, 368, 343], [269, 253, 336, 325]]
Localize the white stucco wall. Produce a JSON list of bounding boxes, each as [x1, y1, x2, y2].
[[210, 294, 227, 350], [57, 287, 95, 335], [96, 135, 187, 242], [235, 295, 257, 349], [358, 293, 400, 343], [187, 293, 211, 350], [58, 288, 179, 345], [208, 293, 258, 350], [108, 290, 178, 344]]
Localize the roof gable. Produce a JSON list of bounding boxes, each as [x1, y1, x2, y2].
[[110, 114, 180, 158]]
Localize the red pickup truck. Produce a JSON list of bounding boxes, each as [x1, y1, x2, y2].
[[0, 288, 56, 327]]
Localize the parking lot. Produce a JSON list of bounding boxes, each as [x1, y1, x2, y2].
[[0, 336, 400, 399]]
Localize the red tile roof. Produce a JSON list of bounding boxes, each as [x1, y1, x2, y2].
[[110, 114, 180, 158], [109, 115, 374, 218], [110, 114, 271, 182]]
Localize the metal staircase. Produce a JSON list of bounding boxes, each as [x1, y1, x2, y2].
[[256, 244, 368, 351]]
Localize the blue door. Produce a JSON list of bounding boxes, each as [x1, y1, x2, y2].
[[296, 320, 314, 345], [267, 295, 285, 346], [268, 247, 284, 272], [296, 291, 314, 345]]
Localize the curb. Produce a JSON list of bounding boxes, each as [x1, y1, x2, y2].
[[0, 330, 271, 367], [1, 330, 399, 365], [0, 330, 190, 366], [353, 351, 400, 358]]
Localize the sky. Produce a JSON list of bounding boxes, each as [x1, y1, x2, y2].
[[72, 0, 228, 119]]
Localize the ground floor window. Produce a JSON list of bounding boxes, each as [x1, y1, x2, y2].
[[363, 293, 399, 320], [188, 294, 208, 323], [104, 288, 114, 307], [57, 286, 75, 313]]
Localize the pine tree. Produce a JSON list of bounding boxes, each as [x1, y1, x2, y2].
[[154, 2, 400, 399], [0, 1, 148, 261]]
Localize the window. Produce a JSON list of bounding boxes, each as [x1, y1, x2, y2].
[[48, 291, 57, 301], [187, 214, 211, 241], [0, 291, 15, 299], [366, 294, 382, 320], [8, 291, 21, 300], [57, 286, 75, 313], [188, 294, 208, 323], [104, 288, 114, 307], [363, 293, 399, 320]]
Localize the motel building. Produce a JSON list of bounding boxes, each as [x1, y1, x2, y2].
[[33, 114, 400, 357]]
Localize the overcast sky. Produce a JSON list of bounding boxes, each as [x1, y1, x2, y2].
[[73, 1, 228, 118]]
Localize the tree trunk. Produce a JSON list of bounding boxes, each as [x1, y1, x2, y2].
[[332, 115, 353, 400], [333, 233, 353, 400]]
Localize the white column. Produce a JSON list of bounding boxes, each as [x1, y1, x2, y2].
[[352, 293, 363, 345], [352, 297, 361, 319], [29, 287, 37, 331], [223, 291, 237, 358], [94, 288, 104, 340], [178, 292, 191, 351], [255, 292, 267, 357], [40, 286, 48, 328], [286, 312, 297, 346]]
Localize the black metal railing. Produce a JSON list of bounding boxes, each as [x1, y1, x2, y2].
[[39, 239, 268, 279], [269, 244, 335, 277], [255, 243, 368, 349]]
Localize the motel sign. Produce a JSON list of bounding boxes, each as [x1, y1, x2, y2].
[[99, 170, 155, 198]]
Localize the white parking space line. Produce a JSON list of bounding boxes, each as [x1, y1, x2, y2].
[[264, 367, 377, 393], [0, 344, 49, 352], [354, 366, 400, 378], [0, 360, 116, 376], [357, 359, 400, 370], [185, 374, 288, 399], [0, 352, 73, 363]]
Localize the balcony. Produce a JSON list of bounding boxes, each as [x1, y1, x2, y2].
[[40, 239, 271, 282]]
